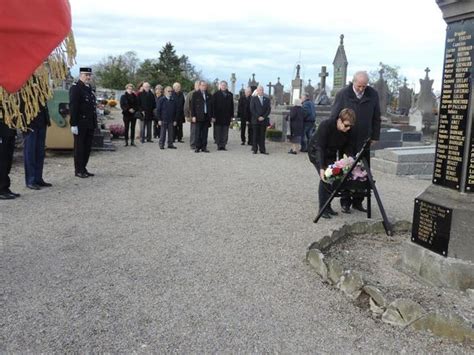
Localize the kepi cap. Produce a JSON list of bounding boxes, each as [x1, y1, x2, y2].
[[79, 67, 92, 74]]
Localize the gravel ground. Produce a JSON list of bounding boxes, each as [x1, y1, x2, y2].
[[2, 118, 470, 353]]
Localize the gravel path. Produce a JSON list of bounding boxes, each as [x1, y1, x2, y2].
[[2, 124, 468, 353]]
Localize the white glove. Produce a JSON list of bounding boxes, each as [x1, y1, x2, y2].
[[71, 126, 79, 135]]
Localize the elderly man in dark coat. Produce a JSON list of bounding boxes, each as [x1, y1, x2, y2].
[[191, 81, 213, 153], [250, 85, 271, 155], [156, 86, 178, 149], [329, 71, 381, 213], [172, 82, 185, 143], [212, 80, 234, 151]]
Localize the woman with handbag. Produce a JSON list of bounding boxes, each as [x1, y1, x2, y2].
[[120, 83, 139, 146]]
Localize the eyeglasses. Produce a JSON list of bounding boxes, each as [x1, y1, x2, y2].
[[341, 121, 353, 128]]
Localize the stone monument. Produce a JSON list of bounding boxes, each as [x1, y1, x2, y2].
[[273, 78, 284, 106], [305, 79, 315, 101], [398, 78, 413, 115], [416, 67, 438, 135], [332, 34, 348, 96], [373, 66, 390, 115], [248, 73, 258, 92], [290, 64, 303, 105], [266, 81, 273, 97], [403, 0, 474, 291], [315, 66, 331, 105], [230, 73, 236, 94]]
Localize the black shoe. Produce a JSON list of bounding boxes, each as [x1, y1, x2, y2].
[[353, 203, 367, 212], [37, 181, 52, 187], [202, 149, 210, 153], [26, 184, 41, 190], [222, 147, 227, 151], [191, 146, 196, 150], [131, 142, 136, 146], [241, 142, 246, 145], [288, 150, 297, 155], [0, 192, 16, 200], [85, 171, 95, 177], [178, 140, 184, 143], [160, 146, 165, 149], [247, 142, 252, 146], [194, 149, 200, 153], [261, 152, 269, 155], [168, 145, 177, 149], [327, 206, 339, 216], [321, 211, 332, 219], [341, 205, 351, 214], [147, 139, 154, 143], [7, 190, 20, 197], [253, 151, 257, 154], [75, 172, 89, 178]]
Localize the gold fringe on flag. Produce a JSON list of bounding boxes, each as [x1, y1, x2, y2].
[[0, 31, 76, 131]]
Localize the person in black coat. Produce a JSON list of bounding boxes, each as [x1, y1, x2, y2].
[[249, 86, 271, 154], [329, 71, 381, 212], [69, 67, 98, 178], [0, 115, 19, 199], [23, 103, 51, 189], [156, 86, 178, 149], [309, 108, 356, 219], [237, 87, 252, 145], [172, 82, 185, 143], [191, 81, 213, 153], [287, 99, 304, 154], [137, 82, 156, 143], [120, 83, 139, 146], [212, 81, 234, 151]]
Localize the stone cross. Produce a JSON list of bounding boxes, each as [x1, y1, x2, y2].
[[267, 81, 272, 96], [296, 64, 301, 78], [424, 67, 430, 78], [230, 73, 236, 94], [319, 66, 329, 90]]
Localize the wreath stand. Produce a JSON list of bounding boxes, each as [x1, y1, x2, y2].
[[313, 138, 393, 236]]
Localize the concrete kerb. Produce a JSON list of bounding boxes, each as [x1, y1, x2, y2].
[[305, 220, 474, 344]]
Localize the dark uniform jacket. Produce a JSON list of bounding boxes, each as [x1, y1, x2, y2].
[[329, 83, 381, 151], [69, 80, 98, 130], [0, 119, 16, 137], [309, 118, 354, 172], [120, 92, 139, 118], [212, 90, 234, 125], [156, 96, 178, 124], [138, 90, 156, 121], [250, 95, 271, 125], [237, 95, 251, 122], [191, 90, 213, 122], [172, 91, 185, 123]]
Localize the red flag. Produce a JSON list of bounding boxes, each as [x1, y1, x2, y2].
[[0, 0, 72, 93]]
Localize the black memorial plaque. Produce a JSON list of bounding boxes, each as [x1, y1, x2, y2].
[[412, 199, 452, 257], [433, 18, 474, 190], [468, 120, 474, 191]]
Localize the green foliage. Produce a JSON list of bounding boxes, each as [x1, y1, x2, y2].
[[266, 128, 283, 140], [92, 43, 201, 92], [369, 62, 403, 96]]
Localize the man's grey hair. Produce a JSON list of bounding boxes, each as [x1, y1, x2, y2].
[[194, 80, 201, 85], [220, 80, 228, 85], [257, 85, 264, 90], [353, 71, 369, 83], [199, 80, 207, 85]]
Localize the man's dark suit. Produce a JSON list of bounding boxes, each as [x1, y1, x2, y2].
[[212, 90, 234, 149], [250, 95, 271, 153], [191, 90, 213, 151]]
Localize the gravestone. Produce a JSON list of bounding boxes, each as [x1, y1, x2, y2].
[[332, 34, 348, 96], [248, 73, 258, 92], [305, 79, 315, 101], [230, 73, 236, 94], [314, 82, 322, 100], [239, 84, 245, 97], [416, 67, 438, 134], [403, 0, 474, 291], [373, 67, 390, 115], [291, 64, 303, 105], [399, 78, 413, 115], [266, 81, 273, 97], [273, 77, 284, 106], [319, 66, 329, 90], [315, 89, 331, 105]]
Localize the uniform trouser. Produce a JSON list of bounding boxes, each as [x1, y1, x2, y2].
[[241, 120, 252, 143], [0, 136, 15, 193], [123, 116, 136, 143], [74, 128, 94, 174], [142, 120, 152, 141], [214, 124, 229, 149], [252, 124, 266, 153], [23, 126, 46, 185], [213, 124, 217, 143], [319, 180, 333, 210], [153, 120, 161, 139], [301, 122, 315, 152], [190, 122, 196, 149], [174, 121, 183, 141], [159, 122, 175, 147], [195, 121, 209, 150]]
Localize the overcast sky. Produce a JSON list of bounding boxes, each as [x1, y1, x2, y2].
[[70, 0, 447, 93]]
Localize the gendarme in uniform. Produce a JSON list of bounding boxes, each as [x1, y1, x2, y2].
[[69, 67, 98, 178]]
